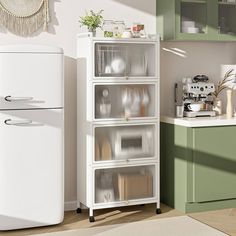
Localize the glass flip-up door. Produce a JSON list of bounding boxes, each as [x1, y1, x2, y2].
[[94, 124, 157, 163], [94, 165, 157, 205], [94, 83, 158, 121], [94, 42, 157, 79]]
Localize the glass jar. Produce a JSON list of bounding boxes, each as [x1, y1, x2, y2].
[[103, 20, 114, 37], [113, 21, 125, 38]]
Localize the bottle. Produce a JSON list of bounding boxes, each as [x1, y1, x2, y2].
[[98, 88, 111, 118], [226, 89, 233, 118]]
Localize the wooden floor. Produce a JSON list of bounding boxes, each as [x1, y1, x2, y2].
[[0, 204, 235, 236]]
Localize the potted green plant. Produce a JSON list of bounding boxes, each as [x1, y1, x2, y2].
[[79, 10, 104, 36]]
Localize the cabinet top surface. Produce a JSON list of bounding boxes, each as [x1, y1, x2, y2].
[[161, 115, 236, 128], [77, 33, 159, 43]]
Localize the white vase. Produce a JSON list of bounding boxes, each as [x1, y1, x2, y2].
[[213, 98, 223, 116], [226, 89, 233, 118], [88, 29, 96, 37]]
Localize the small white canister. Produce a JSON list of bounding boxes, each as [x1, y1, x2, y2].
[[122, 28, 133, 38], [176, 105, 184, 118]]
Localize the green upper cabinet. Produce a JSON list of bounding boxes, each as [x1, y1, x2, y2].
[[157, 0, 236, 41]]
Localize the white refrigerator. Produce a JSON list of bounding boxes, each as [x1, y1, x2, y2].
[[0, 45, 64, 230]]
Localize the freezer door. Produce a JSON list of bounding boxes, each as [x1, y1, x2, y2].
[[0, 53, 63, 109], [0, 109, 64, 230]]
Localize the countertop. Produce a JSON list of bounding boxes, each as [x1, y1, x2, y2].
[[161, 115, 236, 127]]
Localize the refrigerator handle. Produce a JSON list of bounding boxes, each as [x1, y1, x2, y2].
[[5, 96, 33, 102], [4, 119, 33, 126]]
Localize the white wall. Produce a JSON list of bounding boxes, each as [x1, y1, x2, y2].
[[0, 0, 156, 208], [160, 42, 236, 116]]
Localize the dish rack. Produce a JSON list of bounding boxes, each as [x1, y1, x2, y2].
[[95, 44, 148, 77]]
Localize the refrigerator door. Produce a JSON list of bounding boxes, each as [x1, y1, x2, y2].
[[0, 109, 64, 230], [0, 47, 63, 110]]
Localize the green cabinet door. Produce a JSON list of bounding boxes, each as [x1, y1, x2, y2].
[[175, 0, 218, 41], [157, 0, 236, 41], [192, 126, 236, 202], [217, 1, 236, 41]]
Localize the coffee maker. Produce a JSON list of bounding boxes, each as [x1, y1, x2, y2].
[[175, 75, 216, 118]]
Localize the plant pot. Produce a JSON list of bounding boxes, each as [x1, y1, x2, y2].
[[88, 29, 96, 37], [213, 98, 223, 116]]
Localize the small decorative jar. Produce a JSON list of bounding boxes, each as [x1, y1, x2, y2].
[[103, 20, 114, 37], [113, 21, 125, 38], [132, 23, 145, 38]]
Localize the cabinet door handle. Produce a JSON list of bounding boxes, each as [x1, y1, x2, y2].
[[5, 96, 33, 102], [4, 119, 33, 126]]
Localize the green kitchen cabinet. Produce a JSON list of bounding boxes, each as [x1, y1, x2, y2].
[[161, 122, 236, 213], [157, 0, 236, 41]]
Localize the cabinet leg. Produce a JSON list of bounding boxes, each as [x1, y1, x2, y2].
[[156, 208, 161, 214], [89, 208, 95, 222], [156, 202, 161, 214], [76, 202, 82, 214]]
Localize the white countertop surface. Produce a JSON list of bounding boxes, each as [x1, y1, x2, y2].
[[161, 115, 236, 127]]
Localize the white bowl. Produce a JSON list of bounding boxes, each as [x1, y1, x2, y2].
[[182, 20, 195, 28]]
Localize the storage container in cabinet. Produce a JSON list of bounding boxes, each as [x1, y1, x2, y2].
[[118, 173, 153, 201]]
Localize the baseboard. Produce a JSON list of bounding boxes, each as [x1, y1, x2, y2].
[[64, 201, 77, 211]]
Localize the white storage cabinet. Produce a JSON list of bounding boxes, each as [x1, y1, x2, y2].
[[77, 33, 160, 222]]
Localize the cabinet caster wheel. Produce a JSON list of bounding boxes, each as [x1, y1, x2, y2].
[[89, 216, 95, 222], [76, 208, 82, 214], [156, 208, 161, 214]]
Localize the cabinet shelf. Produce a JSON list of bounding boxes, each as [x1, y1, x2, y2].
[[93, 158, 159, 167], [219, 1, 236, 6], [93, 197, 158, 209], [181, 0, 206, 3]]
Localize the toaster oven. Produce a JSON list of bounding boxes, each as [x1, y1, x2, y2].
[[112, 127, 153, 159]]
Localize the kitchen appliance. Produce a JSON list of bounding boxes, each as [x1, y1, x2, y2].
[[175, 76, 216, 118], [0, 45, 64, 230], [112, 127, 153, 159]]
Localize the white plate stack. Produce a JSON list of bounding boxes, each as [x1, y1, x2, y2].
[[182, 20, 200, 34]]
